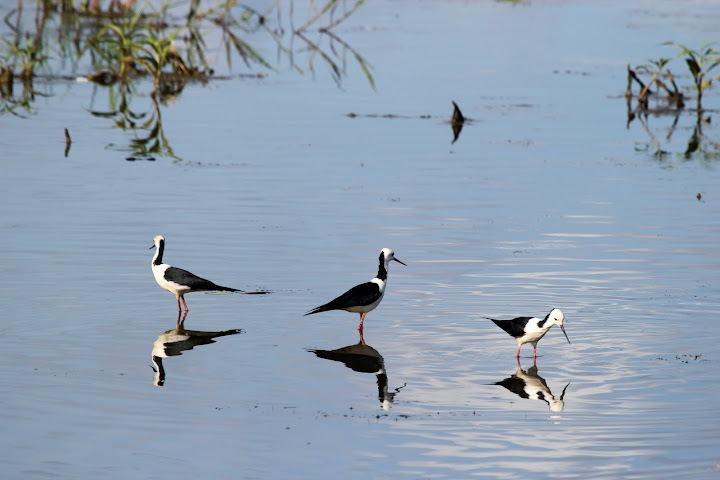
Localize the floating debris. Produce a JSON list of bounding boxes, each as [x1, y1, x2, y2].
[[451, 100, 465, 124], [451, 100, 465, 144], [64, 128, 71, 157]]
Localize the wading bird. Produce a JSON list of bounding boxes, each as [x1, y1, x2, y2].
[[150, 235, 256, 311], [486, 308, 570, 358], [305, 248, 406, 333]]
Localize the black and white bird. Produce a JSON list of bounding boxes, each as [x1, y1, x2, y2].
[[150, 235, 249, 312], [485, 308, 570, 358], [304, 248, 406, 333]]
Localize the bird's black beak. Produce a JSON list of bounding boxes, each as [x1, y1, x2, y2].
[[560, 382, 570, 400], [393, 257, 407, 266], [149, 244, 155, 250], [560, 324, 571, 344]]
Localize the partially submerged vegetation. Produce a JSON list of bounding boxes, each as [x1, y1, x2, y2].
[[0, 0, 371, 158], [626, 42, 720, 160], [3, 3, 717, 162]]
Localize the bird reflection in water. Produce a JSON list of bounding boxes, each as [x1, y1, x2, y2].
[[151, 311, 242, 386], [308, 331, 406, 411], [490, 358, 570, 412]]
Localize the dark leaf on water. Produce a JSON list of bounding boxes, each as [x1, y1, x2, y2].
[[451, 101, 465, 125], [686, 58, 700, 78], [451, 101, 465, 144]]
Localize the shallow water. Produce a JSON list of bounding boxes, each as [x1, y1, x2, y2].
[[2, 1, 720, 479]]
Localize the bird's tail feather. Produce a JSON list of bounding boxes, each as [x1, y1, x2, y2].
[[304, 304, 331, 316], [216, 286, 271, 294]]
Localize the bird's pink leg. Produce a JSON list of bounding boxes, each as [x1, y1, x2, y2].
[[357, 312, 366, 333], [516, 345, 521, 358], [533, 346, 537, 359], [177, 296, 182, 312], [359, 330, 366, 346], [181, 295, 189, 312]]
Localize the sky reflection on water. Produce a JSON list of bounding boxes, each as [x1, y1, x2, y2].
[[1, 1, 720, 479]]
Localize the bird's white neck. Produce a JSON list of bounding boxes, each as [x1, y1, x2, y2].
[[371, 277, 387, 291], [153, 240, 165, 266]]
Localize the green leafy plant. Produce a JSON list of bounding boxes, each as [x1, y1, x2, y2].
[[90, 8, 151, 81], [626, 57, 684, 111], [1, 36, 47, 80], [665, 42, 720, 112], [626, 41, 720, 161], [3, 0, 372, 158]]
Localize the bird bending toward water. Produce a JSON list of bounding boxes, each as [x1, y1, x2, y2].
[[486, 308, 570, 358], [150, 235, 254, 312], [304, 248, 406, 333]]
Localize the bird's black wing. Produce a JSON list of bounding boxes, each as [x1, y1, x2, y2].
[[165, 266, 239, 292], [490, 316, 532, 338], [305, 282, 381, 315]]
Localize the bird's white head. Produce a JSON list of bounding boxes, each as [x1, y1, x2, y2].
[[548, 308, 571, 344], [548, 308, 564, 325], [380, 248, 407, 267], [151, 235, 165, 249]]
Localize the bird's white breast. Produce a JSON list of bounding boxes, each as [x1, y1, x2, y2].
[[519, 329, 550, 344], [372, 277, 387, 292], [517, 318, 552, 344], [152, 264, 190, 295]]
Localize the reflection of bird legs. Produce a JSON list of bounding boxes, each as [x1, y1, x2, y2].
[[358, 328, 367, 346], [516, 355, 538, 369], [176, 310, 188, 328]]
